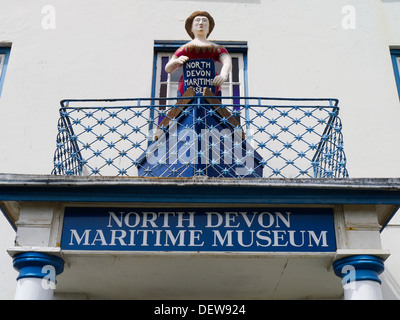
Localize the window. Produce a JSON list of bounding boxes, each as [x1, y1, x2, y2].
[[391, 49, 400, 100], [0, 47, 11, 98], [152, 41, 248, 121]]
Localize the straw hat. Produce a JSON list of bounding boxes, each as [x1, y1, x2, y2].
[[185, 11, 215, 39]]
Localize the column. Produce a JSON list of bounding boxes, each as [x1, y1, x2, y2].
[[12, 252, 65, 300], [333, 255, 385, 300]]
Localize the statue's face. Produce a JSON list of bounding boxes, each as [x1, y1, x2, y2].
[[191, 16, 209, 37]]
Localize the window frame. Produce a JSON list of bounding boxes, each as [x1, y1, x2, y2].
[[150, 41, 248, 135], [152, 40, 249, 99], [390, 49, 400, 101], [0, 47, 11, 98]]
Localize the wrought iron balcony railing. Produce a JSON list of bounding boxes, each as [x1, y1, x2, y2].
[[52, 96, 348, 178]]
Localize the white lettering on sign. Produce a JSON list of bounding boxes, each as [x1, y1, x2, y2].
[[66, 210, 332, 251], [183, 59, 215, 95]]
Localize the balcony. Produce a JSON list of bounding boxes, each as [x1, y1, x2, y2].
[[52, 95, 348, 179]]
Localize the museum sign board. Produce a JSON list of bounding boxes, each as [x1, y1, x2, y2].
[[61, 207, 336, 252]]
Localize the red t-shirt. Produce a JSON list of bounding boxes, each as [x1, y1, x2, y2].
[[173, 43, 229, 95]]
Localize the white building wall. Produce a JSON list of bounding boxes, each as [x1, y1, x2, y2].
[[1, 0, 400, 299]]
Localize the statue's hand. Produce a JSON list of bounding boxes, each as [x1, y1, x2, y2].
[[165, 55, 189, 74], [212, 74, 228, 86], [175, 55, 189, 66]]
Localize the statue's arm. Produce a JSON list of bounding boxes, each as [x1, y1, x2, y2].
[[212, 53, 232, 86]]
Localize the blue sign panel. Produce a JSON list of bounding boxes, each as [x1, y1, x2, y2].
[[183, 59, 216, 95], [61, 207, 336, 252]]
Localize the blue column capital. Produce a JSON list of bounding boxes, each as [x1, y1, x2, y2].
[[333, 255, 384, 284], [13, 252, 64, 281]]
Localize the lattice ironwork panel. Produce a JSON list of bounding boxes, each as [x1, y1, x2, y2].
[[52, 97, 348, 178]]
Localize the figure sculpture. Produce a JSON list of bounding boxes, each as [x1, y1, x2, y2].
[[137, 11, 262, 178]]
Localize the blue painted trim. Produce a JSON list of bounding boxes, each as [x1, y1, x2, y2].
[[2, 183, 400, 205], [13, 252, 64, 280], [243, 52, 249, 97], [333, 255, 384, 284], [390, 49, 400, 101], [0, 47, 11, 98], [243, 53, 250, 135], [149, 49, 158, 138]]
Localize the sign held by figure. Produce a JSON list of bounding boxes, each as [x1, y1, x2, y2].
[[183, 59, 216, 95]]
